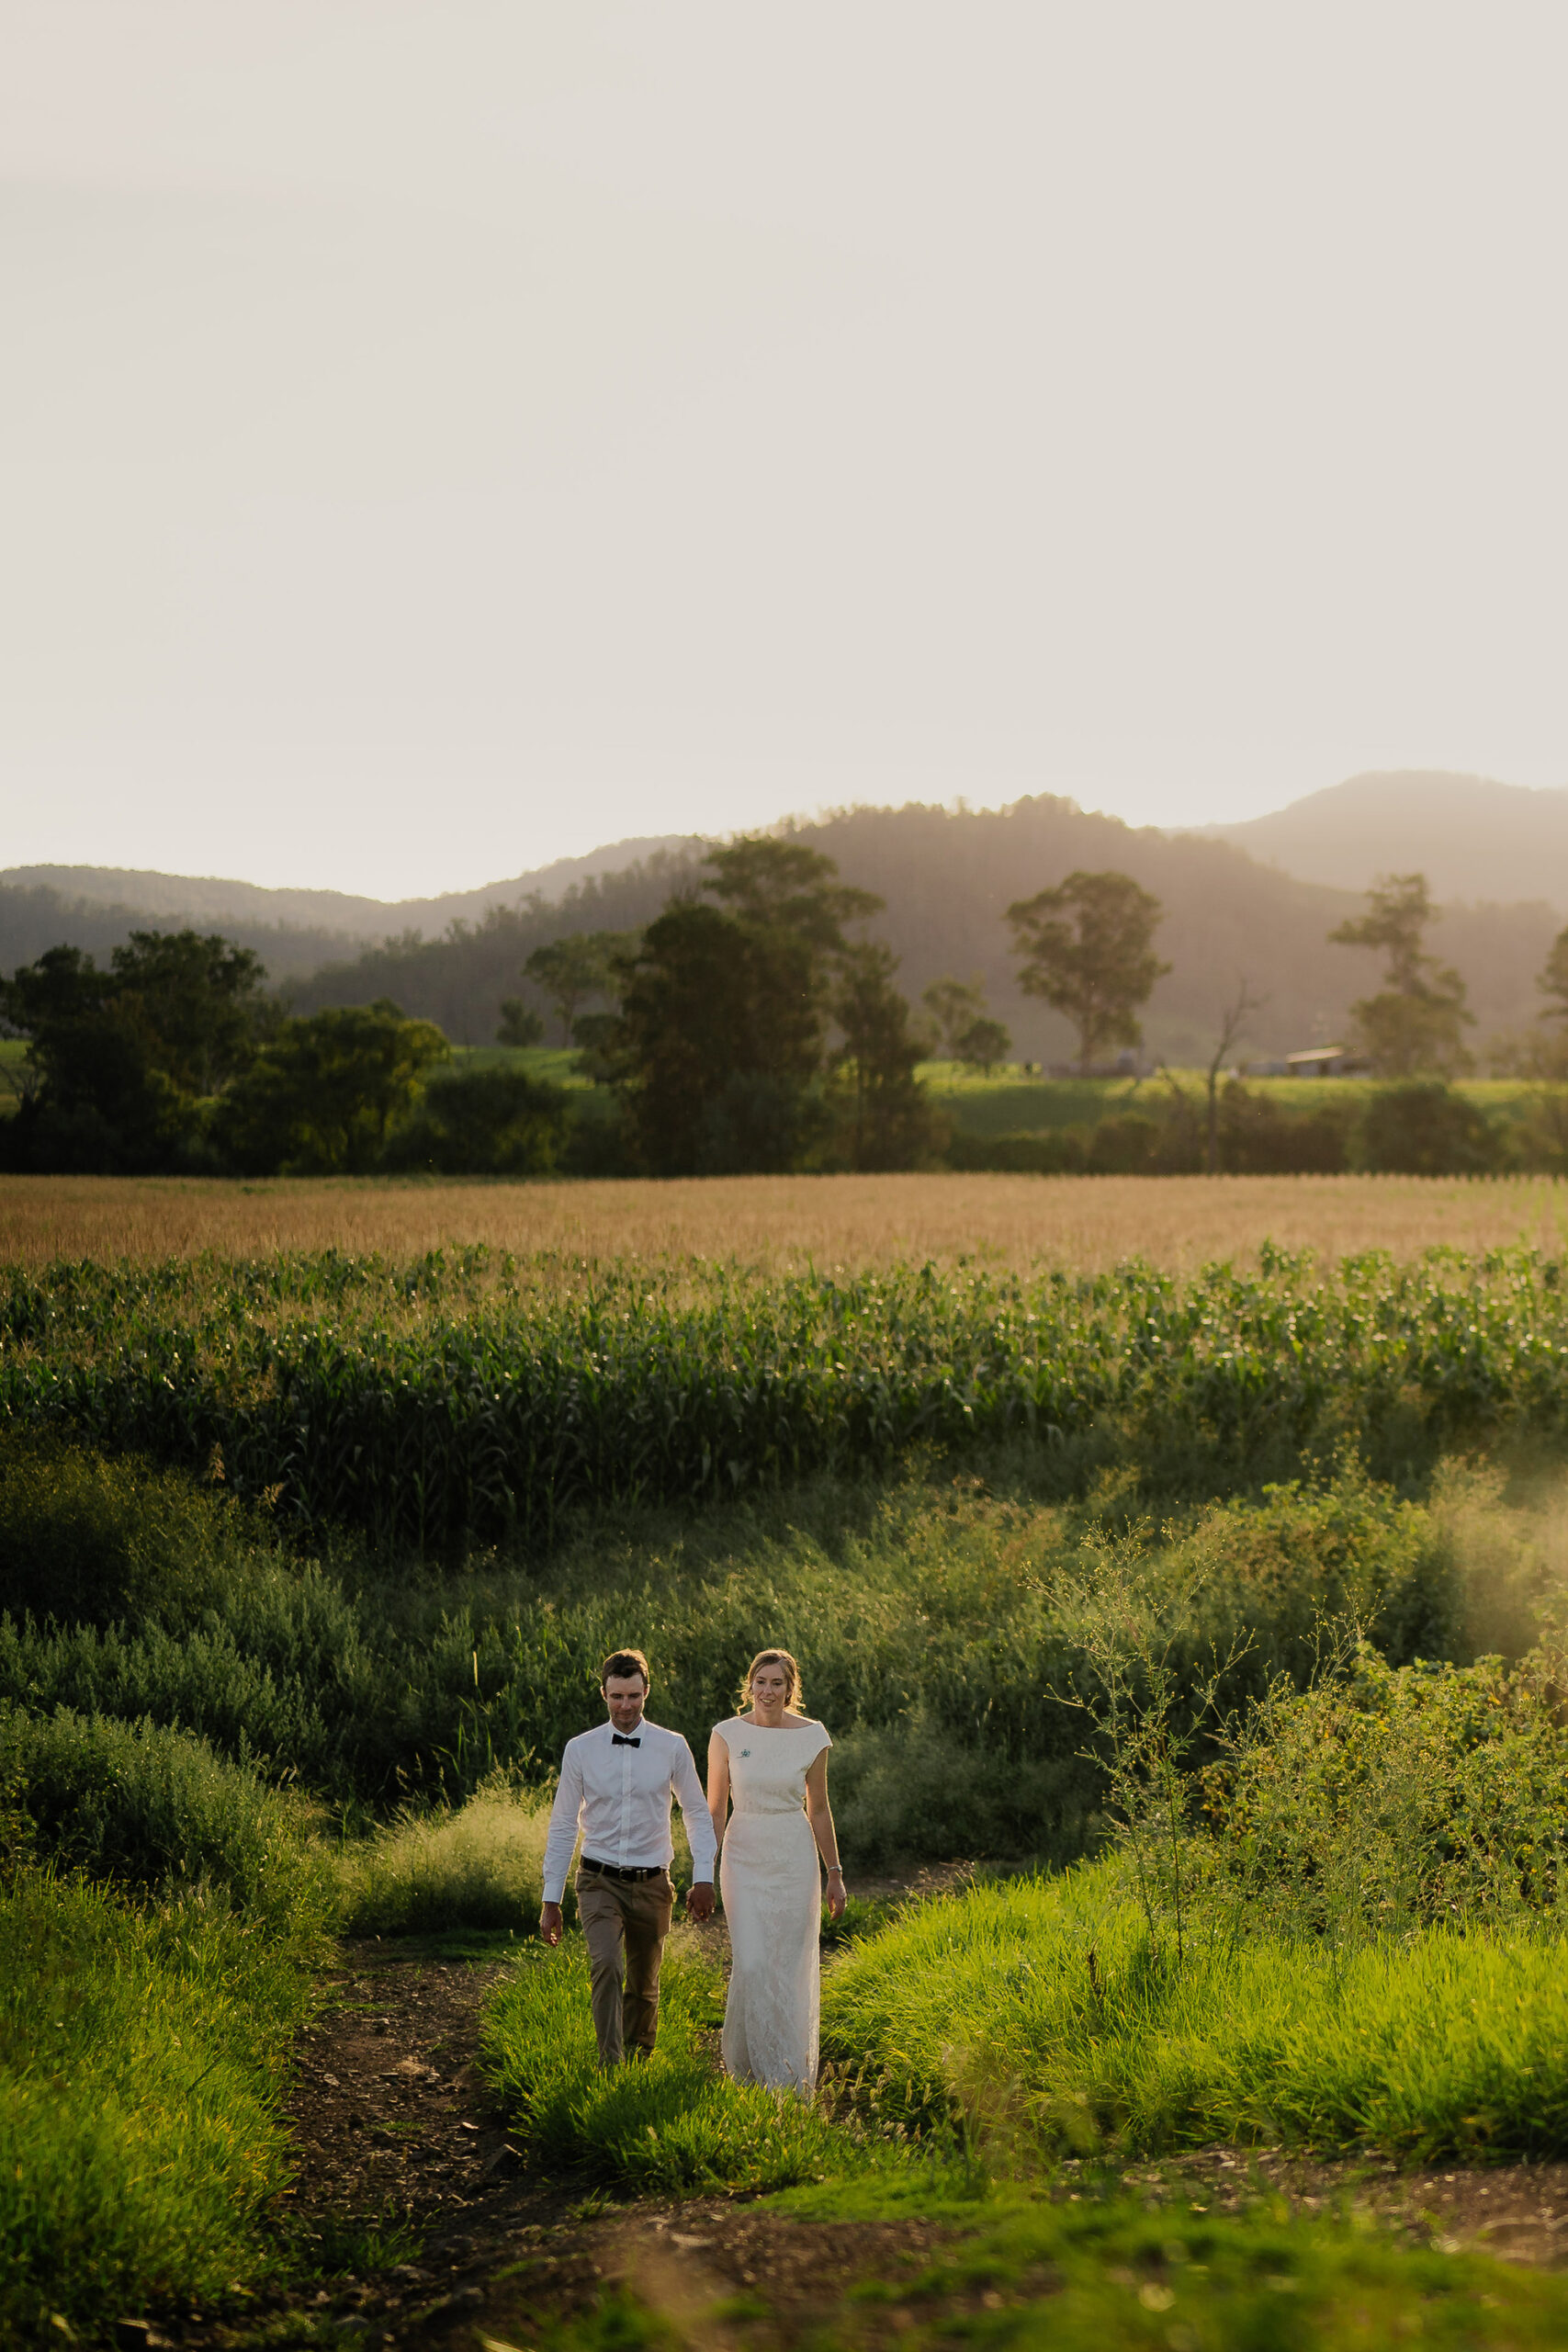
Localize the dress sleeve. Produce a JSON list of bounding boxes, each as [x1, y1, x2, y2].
[[811, 1721, 833, 1758]]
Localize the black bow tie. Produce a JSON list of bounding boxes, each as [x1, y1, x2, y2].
[[612, 1733, 641, 1747]]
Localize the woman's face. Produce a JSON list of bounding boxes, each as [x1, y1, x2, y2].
[[750, 1664, 791, 1714]]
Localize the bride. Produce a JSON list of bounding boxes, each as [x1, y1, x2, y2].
[[706, 1647, 846, 2095]]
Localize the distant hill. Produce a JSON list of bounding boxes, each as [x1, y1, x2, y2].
[[288, 797, 1562, 1065], [9, 787, 1562, 1066], [1194, 772, 1568, 910], [0, 835, 696, 949], [285, 848, 703, 1046], [0, 881, 366, 986]]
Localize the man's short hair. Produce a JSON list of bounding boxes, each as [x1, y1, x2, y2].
[[601, 1647, 651, 1690]]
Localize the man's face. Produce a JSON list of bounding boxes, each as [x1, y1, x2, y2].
[[604, 1673, 648, 1732]]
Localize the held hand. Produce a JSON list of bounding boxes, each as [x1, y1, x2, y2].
[[539, 1901, 563, 1948], [686, 1880, 716, 1923], [826, 1868, 847, 1922]]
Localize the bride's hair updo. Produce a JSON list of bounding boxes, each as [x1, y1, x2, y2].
[[742, 1647, 803, 1710]]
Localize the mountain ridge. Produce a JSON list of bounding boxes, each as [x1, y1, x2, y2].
[[6, 777, 1563, 1064], [0, 835, 696, 944], [1189, 771, 1568, 910]]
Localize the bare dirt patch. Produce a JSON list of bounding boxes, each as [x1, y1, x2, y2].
[[1159, 2144, 1568, 2268]]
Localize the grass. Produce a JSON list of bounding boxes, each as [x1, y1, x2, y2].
[[0, 1868, 320, 2338], [5, 1170, 1568, 1273], [478, 1934, 852, 2195], [923, 1063, 1557, 1136], [1, 1434, 1556, 1844], [339, 1780, 555, 1935], [547, 2184, 1568, 2352], [472, 1900, 1568, 2351], [543, 2178, 1568, 2352], [820, 1865, 1568, 2165]]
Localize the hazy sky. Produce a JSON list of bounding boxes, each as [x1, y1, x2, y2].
[[4, 3, 1565, 899]]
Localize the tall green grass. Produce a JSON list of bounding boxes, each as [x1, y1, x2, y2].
[[8, 1243, 1568, 1545], [0, 1704, 330, 1931], [1, 1433, 1552, 1855], [0, 1870, 318, 2337], [822, 1866, 1568, 2164], [340, 1779, 554, 1935], [478, 1937, 852, 2194]]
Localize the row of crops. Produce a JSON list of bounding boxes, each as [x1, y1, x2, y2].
[[4, 1242, 1568, 1550]]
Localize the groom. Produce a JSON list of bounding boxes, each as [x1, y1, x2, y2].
[[539, 1648, 716, 2066]]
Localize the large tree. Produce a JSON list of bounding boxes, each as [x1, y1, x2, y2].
[[1537, 926, 1568, 1023], [0, 929, 272, 1170], [603, 835, 895, 1174], [605, 902, 821, 1174], [1328, 874, 1473, 1077], [1006, 870, 1168, 1075], [217, 1001, 448, 1174], [829, 944, 941, 1170], [702, 835, 881, 948], [522, 932, 630, 1045], [920, 972, 1010, 1070]]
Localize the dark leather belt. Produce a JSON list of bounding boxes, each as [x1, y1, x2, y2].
[[580, 1857, 666, 1883]]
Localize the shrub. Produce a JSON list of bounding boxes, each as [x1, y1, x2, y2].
[[1357, 1082, 1506, 1175], [0, 1434, 247, 1629], [0, 1705, 329, 1933], [381, 1064, 571, 1176], [1205, 1644, 1568, 1935], [945, 1129, 1086, 1173], [1218, 1081, 1353, 1173]]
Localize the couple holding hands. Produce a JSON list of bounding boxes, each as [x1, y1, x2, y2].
[[539, 1645, 844, 2094]]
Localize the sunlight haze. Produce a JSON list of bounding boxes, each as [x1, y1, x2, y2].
[[2, 3, 1564, 895]]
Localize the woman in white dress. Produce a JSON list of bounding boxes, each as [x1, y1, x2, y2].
[[706, 1648, 846, 2095]]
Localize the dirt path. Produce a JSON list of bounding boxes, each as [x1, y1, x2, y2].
[[177, 1917, 1568, 2348]]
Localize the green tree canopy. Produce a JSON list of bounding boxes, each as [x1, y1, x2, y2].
[[829, 943, 942, 1170], [702, 835, 882, 950], [1006, 870, 1168, 1075], [0, 929, 272, 1170], [521, 932, 633, 1045], [1537, 926, 1568, 1023], [1329, 874, 1473, 1077], [601, 836, 919, 1176], [604, 903, 821, 1175], [495, 997, 545, 1048], [216, 1001, 448, 1175]]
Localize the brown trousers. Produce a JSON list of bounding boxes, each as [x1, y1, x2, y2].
[[575, 1865, 674, 2066]]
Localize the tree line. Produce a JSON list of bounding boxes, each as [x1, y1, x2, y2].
[[6, 840, 1568, 1179]]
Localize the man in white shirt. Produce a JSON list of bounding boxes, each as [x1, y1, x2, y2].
[[539, 1647, 716, 2066]]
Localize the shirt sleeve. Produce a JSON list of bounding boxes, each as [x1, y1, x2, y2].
[[541, 1739, 586, 1906], [671, 1733, 718, 1883]]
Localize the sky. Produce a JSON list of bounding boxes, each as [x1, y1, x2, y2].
[[3, 3, 1566, 900]]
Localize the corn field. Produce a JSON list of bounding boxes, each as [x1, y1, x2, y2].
[[5, 1242, 1568, 1551]]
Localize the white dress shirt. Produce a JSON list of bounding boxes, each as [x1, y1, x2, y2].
[[541, 1717, 717, 1905]]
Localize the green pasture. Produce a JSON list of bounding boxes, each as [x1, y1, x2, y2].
[[919, 1061, 1551, 1137]]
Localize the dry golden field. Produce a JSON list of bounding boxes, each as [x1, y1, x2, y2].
[[4, 1170, 1568, 1273]]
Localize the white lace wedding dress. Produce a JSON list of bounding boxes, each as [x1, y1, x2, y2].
[[716, 1717, 830, 2094]]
